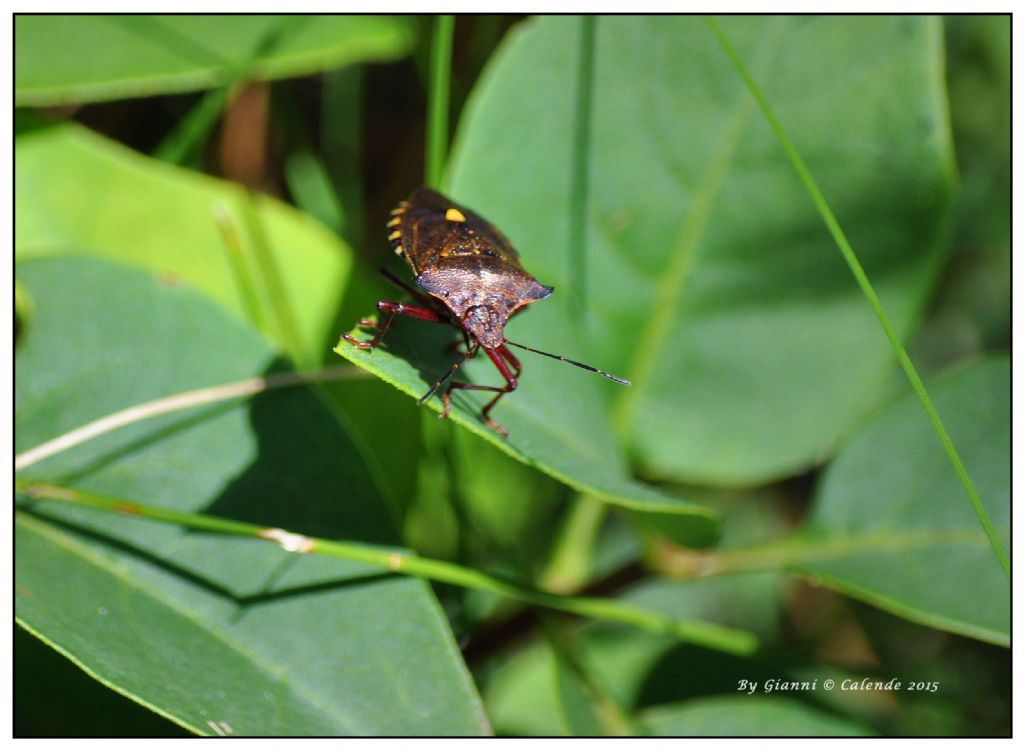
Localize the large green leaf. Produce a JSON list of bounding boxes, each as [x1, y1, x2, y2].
[[798, 356, 1009, 646], [15, 257, 488, 735], [335, 330, 718, 546], [445, 15, 954, 485], [16, 122, 348, 365], [14, 623, 188, 736], [15, 15, 415, 106]]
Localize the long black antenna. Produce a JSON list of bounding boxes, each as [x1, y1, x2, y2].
[[418, 342, 480, 404], [505, 340, 631, 386]]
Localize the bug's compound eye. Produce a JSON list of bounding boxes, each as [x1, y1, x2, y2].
[[463, 306, 506, 349]]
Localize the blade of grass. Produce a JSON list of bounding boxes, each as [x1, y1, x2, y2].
[[16, 479, 758, 656], [426, 15, 455, 189], [568, 15, 596, 324], [704, 16, 1009, 580]]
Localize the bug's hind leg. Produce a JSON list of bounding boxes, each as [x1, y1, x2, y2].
[[343, 300, 446, 350]]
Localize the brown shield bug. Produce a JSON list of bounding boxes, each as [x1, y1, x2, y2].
[[343, 187, 629, 437]]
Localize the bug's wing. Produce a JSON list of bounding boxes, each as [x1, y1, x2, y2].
[[395, 188, 524, 275], [427, 189, 522, 262]]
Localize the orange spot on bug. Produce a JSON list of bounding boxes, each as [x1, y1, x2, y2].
[[445, 208, 466, 223]]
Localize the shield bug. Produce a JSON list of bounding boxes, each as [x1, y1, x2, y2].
[[343, 187, 629, 437]]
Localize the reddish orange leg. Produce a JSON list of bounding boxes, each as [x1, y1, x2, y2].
[[496, 343, 522, 379], [441, 346, 519, 438], [342, 300, 446, 349]]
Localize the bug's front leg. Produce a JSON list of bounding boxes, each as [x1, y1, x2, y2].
[[441, 346, 519, 438], [343, 300, 446, 350], [496, 343, 522, 379]]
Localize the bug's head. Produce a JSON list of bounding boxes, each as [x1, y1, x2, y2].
[[462, 305, 507, 349]]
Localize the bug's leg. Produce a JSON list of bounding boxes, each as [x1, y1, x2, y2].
[[480, 347, 519, 434], [424, 342, 480, 412], [496, 343, 522, 379], [440, 387, 454, 420], [442, 346, 518, 438], [343, 300, 446, 349]]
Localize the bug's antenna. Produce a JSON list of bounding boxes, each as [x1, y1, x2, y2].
[[505, 340, 631, 385], [418, 343, 480, 404]]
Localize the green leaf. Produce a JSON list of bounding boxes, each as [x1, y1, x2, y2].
[[480, 566, 785, 735], [551, 647, 609, 736], [15, 15, 415, 106], [335, 332, 718, 546], [15, 257, 487, 735], [482, 641, 566, 736], [16, 122, 349, 365], [797, 355, 1009, 646], [449, 422, 569, 557], [446, 15, 954, 485], [15, 623, 188, 736], [638, 696, 872, 736], [910, 17, 1011, 373], [285, 150, 346, 235]]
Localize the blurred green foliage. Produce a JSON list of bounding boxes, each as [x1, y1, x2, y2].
[[15, 14, 1009, 737]]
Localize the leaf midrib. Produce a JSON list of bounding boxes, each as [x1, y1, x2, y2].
[[613, 19, 790, 436]]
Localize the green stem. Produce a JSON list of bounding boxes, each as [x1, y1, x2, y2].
[[426, 15, 455, 189], [568, 16, 596, 323], [541, 495, 606, 593], [654, 528, 991, 580], [704, 16, 1009, 581], [17, 478, 757, 656]]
